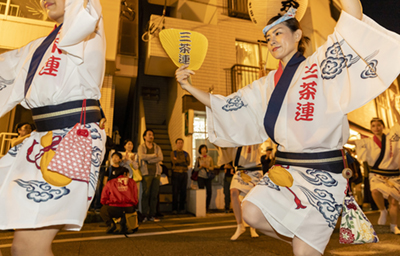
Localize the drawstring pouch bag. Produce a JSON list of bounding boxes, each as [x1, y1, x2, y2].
[[339, 186, 379, 244], [48, 99, 93, 183]]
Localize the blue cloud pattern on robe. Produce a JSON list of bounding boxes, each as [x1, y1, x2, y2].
[[222, 96, 247, 112], [257, 176, 280, 191], [89, 169, 100, 191], [321, 41, 361, 79], [0, 76, 14, 91], [7, 143, 23, 157], [299, 186, 342, 229], [361, 59, 378, 79], [91, 146, 102, 167], [14, 179, 70, 203], [296, 169, 338, 187]]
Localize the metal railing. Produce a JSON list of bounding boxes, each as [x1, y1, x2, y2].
[[230, 64, 260, 92], [0, 132, 18, 158]]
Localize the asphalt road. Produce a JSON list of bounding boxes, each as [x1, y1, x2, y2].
[[1, 211, 400, 255]]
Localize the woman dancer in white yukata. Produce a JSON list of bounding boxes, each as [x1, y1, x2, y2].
[[176, 0, 400, 254], [0, 0, 106, 255], [356, 103, 400, 234]]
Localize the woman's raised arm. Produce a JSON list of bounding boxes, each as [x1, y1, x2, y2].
[[340, 0, 363, 20], [175, 64, 211, 108]]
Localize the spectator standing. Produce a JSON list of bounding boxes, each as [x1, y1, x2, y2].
[[100, 169, 138, 234], [138, 129, 163, 222], [171, 138, 191, 214], [121, 140, 138, 178], [194, 144, 214, 212]]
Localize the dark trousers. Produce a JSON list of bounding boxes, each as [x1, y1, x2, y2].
[[100, 205, 135, 226], [224, 176, 233, 210], [198, 177, 212, 210], [172, 171, 188, 211], [142, 175, 160, 217]]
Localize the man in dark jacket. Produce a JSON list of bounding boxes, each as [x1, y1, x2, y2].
[[100, 168, 138, 233]]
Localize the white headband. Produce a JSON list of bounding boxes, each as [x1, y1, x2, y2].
[[262, 7, 297, 35]]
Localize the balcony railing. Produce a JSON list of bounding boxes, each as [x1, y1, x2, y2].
[[226, 0, 250, 20], [230, 64, 260, 92]]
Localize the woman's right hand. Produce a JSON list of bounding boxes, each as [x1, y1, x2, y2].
[[175, 64, 195, 90]]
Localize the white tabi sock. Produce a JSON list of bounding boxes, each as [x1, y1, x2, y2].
[[250, 227, 259, 238], [378, 209, 388, 225], [390, 224, 400, 234], [231, 224, 246, 240]]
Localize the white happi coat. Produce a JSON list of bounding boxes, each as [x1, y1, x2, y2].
[[0, 0, 106, 231], [355, 124, 400, 200], [207, 11, 400, 253], [355, 123, 400, 171]]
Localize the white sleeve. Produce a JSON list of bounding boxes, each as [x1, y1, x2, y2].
[[0, 42, 38, 117], [355, 138, 370, 163], [314, 11, 400, 114], [58, 0, 103, 64], [207, 77, 270, 147]]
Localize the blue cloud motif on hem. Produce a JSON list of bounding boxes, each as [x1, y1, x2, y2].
[[321, 41, 361, 80], [0, 76, 15, 91], [257, 176, 280, 191], [89, 170, 99, 191], [8, 143, 23, 157], [14, 179, 70, 203], [297, 169, 338, 187], [361, 59, 378, 79], [299, 186, 342, 229], [222, 96, 247, 112], [91, 146, 103, 167]]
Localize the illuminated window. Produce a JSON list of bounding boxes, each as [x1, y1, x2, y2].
[[192, 112, 218, 167]]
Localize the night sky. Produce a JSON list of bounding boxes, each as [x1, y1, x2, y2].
[[361, 0, 400, 33]]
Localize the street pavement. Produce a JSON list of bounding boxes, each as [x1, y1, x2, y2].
[[1, 211, 400, 255]]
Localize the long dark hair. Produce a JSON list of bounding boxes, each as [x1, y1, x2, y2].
[[266, 16, 310, 55]]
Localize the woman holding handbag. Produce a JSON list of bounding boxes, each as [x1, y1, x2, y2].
[[0, 0, 106, 255], [194, 144, 214, 212]]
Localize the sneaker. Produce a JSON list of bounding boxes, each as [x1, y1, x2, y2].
[[106, 223, 116, 234], [142, 217, 148, 223], [149, 217, 160, 222]]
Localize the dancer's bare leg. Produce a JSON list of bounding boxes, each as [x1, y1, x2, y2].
[[230, 188, 246, 240], [292, 236, 322, 256], [372, 190, 388, 225], [231, 189, 242, 224], [388, 196, 400, 234], [242, 201, 291, 243], [12, 225, 63, 256], [243, 201, 321, 256]]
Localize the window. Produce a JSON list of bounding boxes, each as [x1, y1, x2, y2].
[[329, 0, 341, 22], [192, 112, 218, 167]]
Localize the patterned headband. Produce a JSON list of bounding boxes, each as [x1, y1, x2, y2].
[[262, 7, 297, 36]]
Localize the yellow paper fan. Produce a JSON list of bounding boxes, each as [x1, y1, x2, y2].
[[159, 29, 208, 70], [248, 0, 308, 30]]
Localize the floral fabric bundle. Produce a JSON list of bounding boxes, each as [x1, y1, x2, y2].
[[339, 195, 379, 244]]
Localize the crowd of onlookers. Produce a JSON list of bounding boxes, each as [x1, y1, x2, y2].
[[89, 127, 277, 235]]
